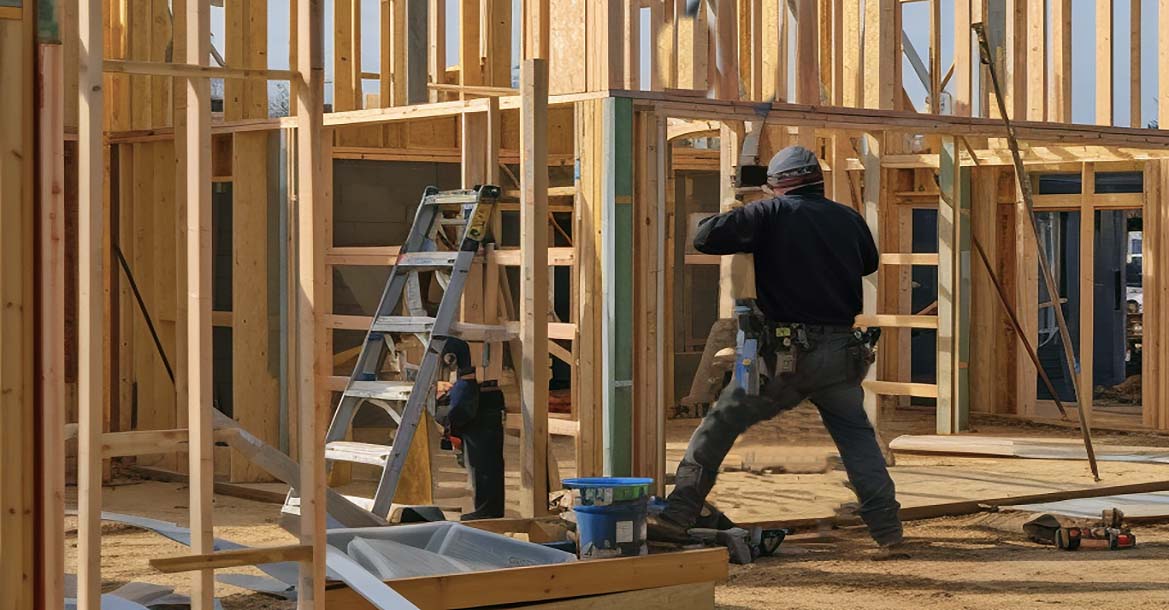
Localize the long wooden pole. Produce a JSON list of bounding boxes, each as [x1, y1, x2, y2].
[[973, 22, 1099, 481], [296, 0, 327, 600], [77, 0, 105, 600]]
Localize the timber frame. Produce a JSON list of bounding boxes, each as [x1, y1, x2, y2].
[[8, 0, 1169, 609]]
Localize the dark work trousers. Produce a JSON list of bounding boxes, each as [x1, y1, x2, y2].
[[662, 326, 903, 546], [458, 386, 506, 519]]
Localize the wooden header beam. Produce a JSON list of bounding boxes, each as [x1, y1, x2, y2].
[[103, 59, 298, 81]]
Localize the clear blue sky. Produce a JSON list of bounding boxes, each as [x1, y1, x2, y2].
[[211, 0, 1158, 126]]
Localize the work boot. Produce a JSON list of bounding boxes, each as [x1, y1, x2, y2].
[[660, 460, 717, 528], [647, 511, 693, 543], [871, 541, 911, 561]]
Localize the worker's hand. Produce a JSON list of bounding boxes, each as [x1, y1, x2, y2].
[[437, 380, 453, 394]]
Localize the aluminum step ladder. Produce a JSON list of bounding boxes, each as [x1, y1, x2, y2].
[[305, 185, 504, 518]]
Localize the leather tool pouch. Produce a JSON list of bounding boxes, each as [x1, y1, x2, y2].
[[773, 326, 798, 375], [846, 343, 875, 384]]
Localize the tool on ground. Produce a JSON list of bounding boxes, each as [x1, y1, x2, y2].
[[285, 185, 503, 518], [972, 21, 1099, 480], [1056, 526, 1136, 551]]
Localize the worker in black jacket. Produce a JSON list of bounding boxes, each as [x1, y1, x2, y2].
[[654, 145, 905, 558], [436, 338, 506, 520]]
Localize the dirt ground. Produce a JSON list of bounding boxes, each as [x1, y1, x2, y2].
[[67, 403, 1169, 609]]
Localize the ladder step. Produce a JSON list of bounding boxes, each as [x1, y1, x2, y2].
[[325, 441, 394, 467], [423, 191, 481, 206], [438, 217, 468, 226], [372, 316, 436, 334], [371, 317, 517, 342], [345, 380, 414, 401], [395, 252, 458, 270]]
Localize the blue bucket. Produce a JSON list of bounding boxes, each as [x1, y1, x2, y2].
[[562, 477, 653, 559]]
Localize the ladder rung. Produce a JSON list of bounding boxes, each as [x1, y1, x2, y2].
[[325, 441, 393, 467], [424, 192, 481, 206], [372, 317, 517, 342], [345, 380, 414, 401], [372, 316, 437, 334], [449, 322, 518, 342], [395, 252, 458, 270], [438, 217, 468, 225]]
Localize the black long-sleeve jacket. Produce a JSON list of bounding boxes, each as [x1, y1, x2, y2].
[[694, 188, 879, 326]]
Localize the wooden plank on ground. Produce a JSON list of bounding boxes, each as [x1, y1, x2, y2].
[[323, 548, 729, 609], [151, 544, 312, 574]]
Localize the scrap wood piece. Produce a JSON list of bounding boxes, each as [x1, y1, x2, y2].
[[740, 479, 1169, 531], [150, 544, 313, 574], [324, 548, 729, 609], [890, 435, 1169, 464]]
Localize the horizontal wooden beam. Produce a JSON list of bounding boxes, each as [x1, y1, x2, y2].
[[502, 186, 576, 198], [880, 253, 938, 265], [630, 90, 1169, 148], [855, 314, 938, 329], [490, 247, 574, 266], [863, 380, 939, 398], [101, 429, 233, 457], [883, 146, 1169, 168], [211, 310, 233, 327], [428, 82, 519, 97], [683, 254, 720, 265], [324, 246, 400, 266], [1033, 193, 1143, 210], [324, 548, 729, 609], [104, 60, 298, 81], [150, 544, 312, 574]]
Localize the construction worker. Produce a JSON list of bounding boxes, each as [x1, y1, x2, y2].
[[652, 145, 906, 559], [436, 338, 506, 520]]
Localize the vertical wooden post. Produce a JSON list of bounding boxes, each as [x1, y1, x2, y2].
[[296, 0, 327, 601], [937, 137, 969, 433], [77, 0, 105, 599], [1079, 164, 1096, 426], [1025, 0, 1045, 121], [460, 0, 482, 89], [1050, 0, 1071, 122], [428, 0, 445, 101], [860, 0, 893, 426], [622, 0, 638, 89], [794, 0, 818, 148], [1130, 0, 1142, 128], [520, 58, 550, 517], [1097, 0, 1114, 125], [334, 0, 359, 110], [38, 39, 67, 610], [840, 0, 859, 107], [184, 0, 214, 602], [928, 0, 940, 114], [1161, 0, 1169, 129], [488, 0, 512, 86], [954, 0, 971, 116]]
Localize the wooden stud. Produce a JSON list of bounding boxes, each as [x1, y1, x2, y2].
[[928, 0, 940, 114], [1, 5, 36, 608], [77, 0, 105, 601], [1025, 0, 1045, 121], [334, 0, 359, 110], [937, 137, 966, 433], [296, 0, 328, 600], [151, 545, 313, 573], [1130, 0, 1142, 128], [953, 0, 971, 116], [1097, 0, 1114, 126], [391, 0, 407, 105], [622, 0, 639, 90], [487, 0, 511, 86], [460, 0, 482, 89], [520, 59, 550, 517], [38, 42, 67, 610], [1079, 163, 1096, 425], [428, 0, 445, 101], [184, 0, 214, 597], [1051, 0, 1071, 122]]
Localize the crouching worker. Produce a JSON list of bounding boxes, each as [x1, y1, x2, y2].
[[436, 338, 506, 520]]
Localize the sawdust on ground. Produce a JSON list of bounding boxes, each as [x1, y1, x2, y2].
[[68, 403, 1169, 609]]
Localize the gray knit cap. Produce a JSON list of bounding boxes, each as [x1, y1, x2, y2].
[[766, 145, 823, 189]]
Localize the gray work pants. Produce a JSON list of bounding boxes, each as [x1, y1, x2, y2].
[[663, 327, 903, 546]]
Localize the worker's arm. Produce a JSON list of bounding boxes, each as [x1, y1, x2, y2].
[[693, 202, 769, 255], [859, 221, 879, 276]]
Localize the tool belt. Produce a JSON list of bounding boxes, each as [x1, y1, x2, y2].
[[762, 322, 880, 379]]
